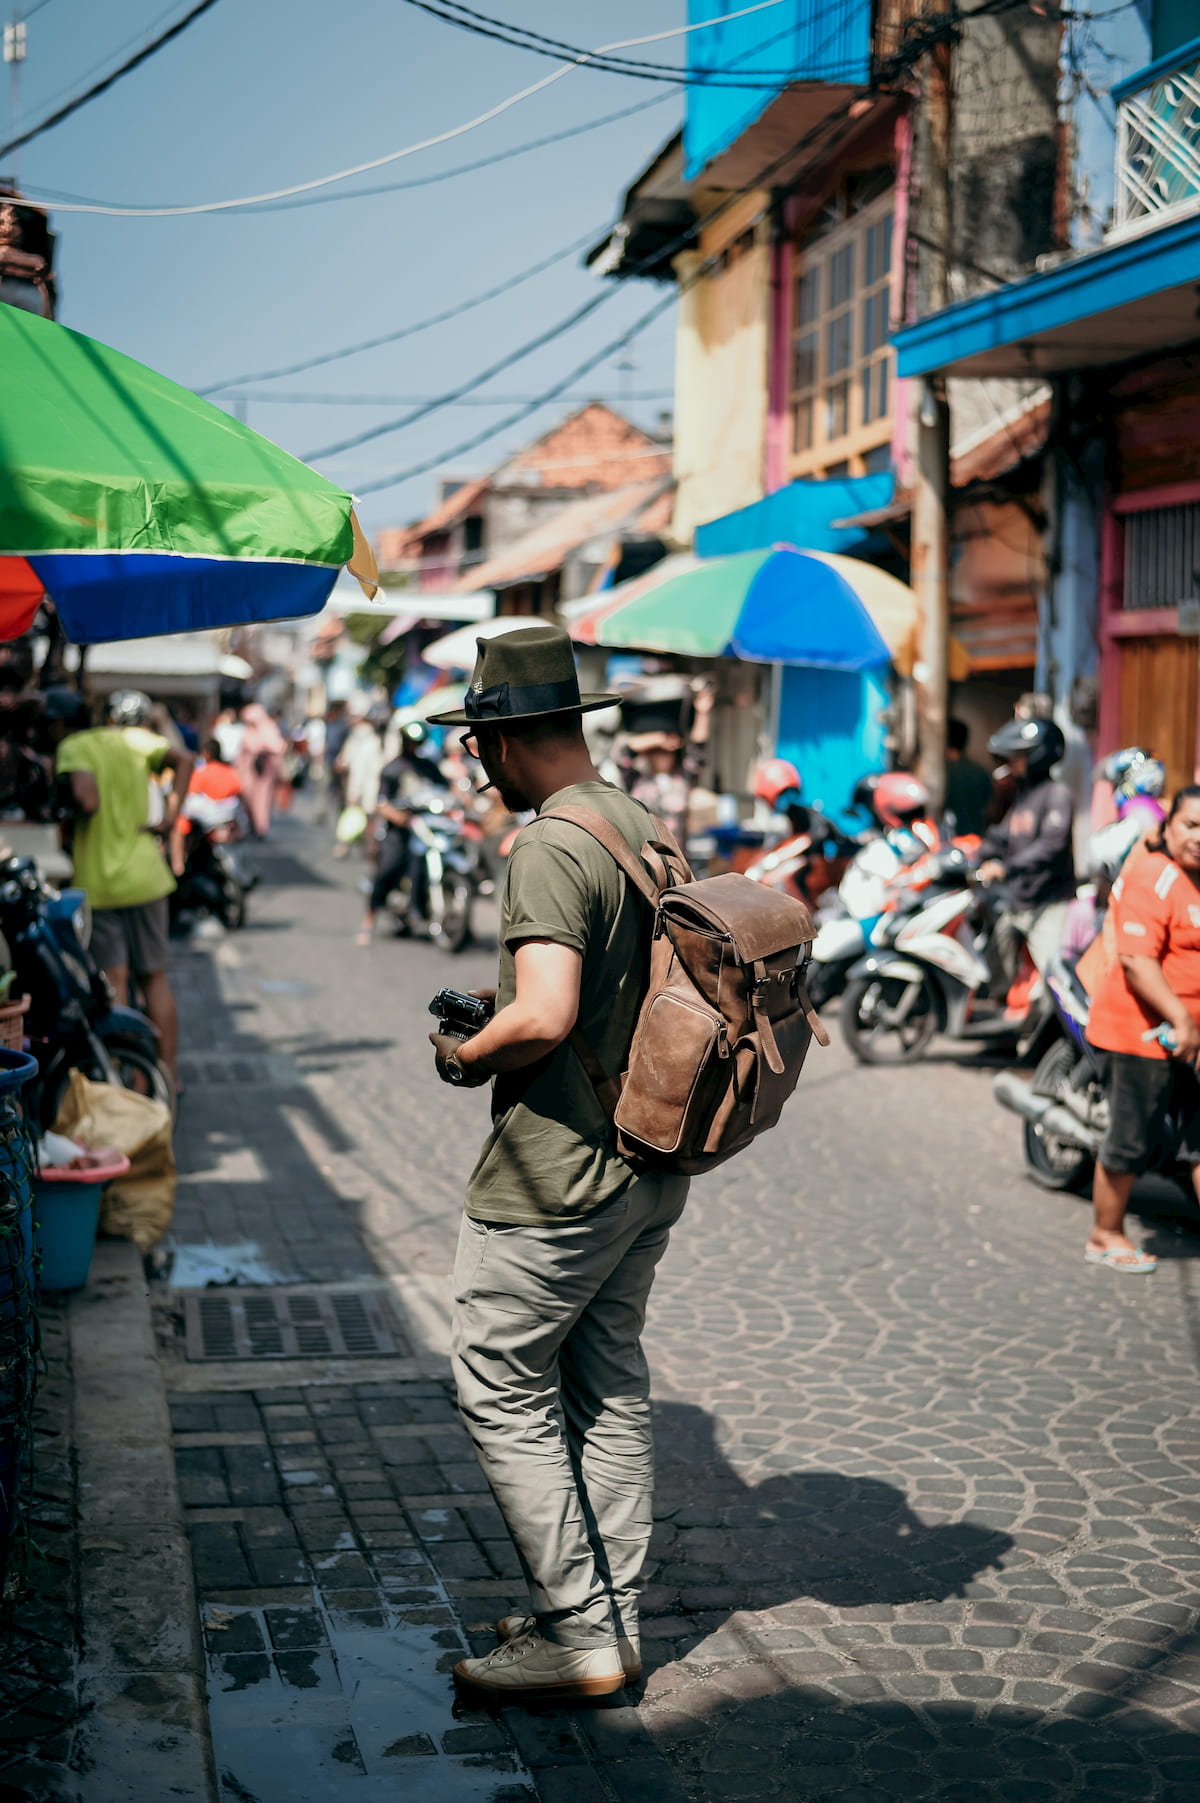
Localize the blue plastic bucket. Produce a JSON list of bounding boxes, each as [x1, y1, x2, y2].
[[33, 1178, 104, 1291], [34, 1152, 129, 1293]]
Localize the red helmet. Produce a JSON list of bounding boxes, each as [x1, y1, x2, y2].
[[873, 770, 931, 829], [754, 758, 803, 809]]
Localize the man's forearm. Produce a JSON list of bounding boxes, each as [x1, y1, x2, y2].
[[456, 1001, 570, 1074], [1123, 956, 1191, 1029]]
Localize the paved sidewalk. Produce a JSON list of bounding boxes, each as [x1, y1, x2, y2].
[[155, 817, 1200, 1802]]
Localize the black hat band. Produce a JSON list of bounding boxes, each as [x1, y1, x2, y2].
[[464, 677, 581, 721]]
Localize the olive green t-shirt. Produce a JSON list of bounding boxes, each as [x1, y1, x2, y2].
[[464, 780, 655, 1225]]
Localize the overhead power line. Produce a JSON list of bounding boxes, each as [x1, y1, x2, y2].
[[302, 2, 901, 467], [22, 93, 673, 216], [0, 0, 222, 162], [198, 223, 610, 394], [351, 292, 679, 496], [302, 286, 625, 461], [217, 0, 865, 401], [231, 391, 675, 406], [31, 0, 788, 217], [326, 0, 1030, 497], [396, 0, 863, 87]]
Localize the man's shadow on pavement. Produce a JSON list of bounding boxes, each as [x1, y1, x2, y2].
[[645, 1401, 1013, 1627], [583, 1403, 1198, 1800]]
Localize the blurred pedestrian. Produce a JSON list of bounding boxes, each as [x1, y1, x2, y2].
[[49, 689, 193, 1085], [944, 717, 993, 836], [1084, 786, 1200, 1272], [333, 707, 384, 858], [212, 707, 244, 765], [237, 703, 285, 839], [616, 679, 712, 845]]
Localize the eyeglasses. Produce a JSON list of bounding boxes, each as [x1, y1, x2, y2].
[[457, 730, 479, 758]]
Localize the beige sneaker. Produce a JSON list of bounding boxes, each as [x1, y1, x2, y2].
[[454, 1628, 625, 1702], [496, 1613, 642, 1681]]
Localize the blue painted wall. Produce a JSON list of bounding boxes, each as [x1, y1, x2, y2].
[[776, 664, 889, 823], [684, 0, 873, 180]]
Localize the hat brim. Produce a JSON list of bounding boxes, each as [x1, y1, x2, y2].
[[427, 691, 622, 727]]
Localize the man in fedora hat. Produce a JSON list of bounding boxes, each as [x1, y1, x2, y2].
[[427, 624, 688, 1704]]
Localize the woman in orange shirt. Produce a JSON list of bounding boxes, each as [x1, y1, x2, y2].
[[1086, 785, 1200, 1272]]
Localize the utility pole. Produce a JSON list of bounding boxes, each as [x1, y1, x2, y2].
[[913, 28, 953, 812], [3, 13, 24, 180]]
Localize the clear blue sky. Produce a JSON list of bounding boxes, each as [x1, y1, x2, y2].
[[8, 0, 686, 533]]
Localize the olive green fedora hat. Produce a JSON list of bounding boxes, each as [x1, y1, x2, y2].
[[427, 624, 620, 727]]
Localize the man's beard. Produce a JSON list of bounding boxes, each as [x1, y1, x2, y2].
[[495, 777, 530, 812]]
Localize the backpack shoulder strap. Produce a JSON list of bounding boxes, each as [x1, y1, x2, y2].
[[541, 803, 665, 908]]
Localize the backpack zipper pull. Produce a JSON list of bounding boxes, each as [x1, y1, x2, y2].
[[717, 1021, 731, 1059]]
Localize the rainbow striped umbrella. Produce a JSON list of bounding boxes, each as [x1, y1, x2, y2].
[[0, 306, 376, 644]]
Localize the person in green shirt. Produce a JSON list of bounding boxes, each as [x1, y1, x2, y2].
[[945, 716, 995, 837], [427, 627, 688, 1707], [50, 689, 194, 1084]]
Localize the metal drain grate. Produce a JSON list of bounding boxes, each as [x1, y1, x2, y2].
[[182, 1287, 397, 1360]]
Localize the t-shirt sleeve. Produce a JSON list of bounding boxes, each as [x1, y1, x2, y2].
[[1111, 860, 1170, 960], [143, 733, 170, 775], [54, 734, 92, 776], [502, 832, 591, 956]]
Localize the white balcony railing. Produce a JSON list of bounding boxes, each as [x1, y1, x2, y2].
[[1111, 43, 1200, 240]]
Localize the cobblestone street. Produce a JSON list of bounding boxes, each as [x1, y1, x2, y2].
[[160, 816, 1200, 1802]]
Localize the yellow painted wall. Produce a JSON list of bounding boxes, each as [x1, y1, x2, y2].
[[670, 198, 770, 547]]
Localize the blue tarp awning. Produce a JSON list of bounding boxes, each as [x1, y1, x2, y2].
[[694, 472, 896, 559]]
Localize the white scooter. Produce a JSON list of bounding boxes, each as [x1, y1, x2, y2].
[[806, 828, 933, 1010], [839, 847, 1050, 1064]]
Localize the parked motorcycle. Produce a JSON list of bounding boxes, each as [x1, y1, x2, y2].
[[0, 856, 170, 1125], [839, 844, 1052, 1065], [380, 788, 479, 953], [806, 832, 922, 1011], [758, 771, 938, 1011], [992, 956, 1107, 1190], [171, 793, 257, 933]]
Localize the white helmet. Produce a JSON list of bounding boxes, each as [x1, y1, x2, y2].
[[1085, 816, 1144, 885]]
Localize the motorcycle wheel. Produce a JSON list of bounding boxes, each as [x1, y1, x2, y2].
[[840, 972, 938, 1065], [107, 1043, 177, 1120], [437, 874, 474, 955], [1023, 1038, 1095, 1193], [222, 876, 247, 931]]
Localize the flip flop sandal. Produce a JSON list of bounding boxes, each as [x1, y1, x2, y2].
[[1085, 1244, 1157, 1273]]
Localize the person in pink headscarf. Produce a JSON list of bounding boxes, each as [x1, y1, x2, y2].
[[237, 704, 286, 839]]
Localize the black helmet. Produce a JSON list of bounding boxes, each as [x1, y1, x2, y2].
[[987, 715, 1065, 780], [850, 772, 882, 818]]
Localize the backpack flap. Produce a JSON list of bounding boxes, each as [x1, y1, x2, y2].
[[659, 873, 816, 963]]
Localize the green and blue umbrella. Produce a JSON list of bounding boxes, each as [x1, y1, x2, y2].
[[0, 305, 376, 644], [568, 546, 916, 670]]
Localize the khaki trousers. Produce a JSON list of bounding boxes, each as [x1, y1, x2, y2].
[[450, 1171, 688, 1648]]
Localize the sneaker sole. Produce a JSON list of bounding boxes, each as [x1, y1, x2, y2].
[[452, 1661, 627, 1701]]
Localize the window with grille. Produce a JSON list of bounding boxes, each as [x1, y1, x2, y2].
[[1123, 502, 1200, 611], [790, 189, 894, 476]]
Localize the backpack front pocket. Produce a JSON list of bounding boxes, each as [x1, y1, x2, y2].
[[614, 990, 727, 1155]]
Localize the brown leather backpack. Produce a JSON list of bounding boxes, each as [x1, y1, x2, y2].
[[546, 804, 829, 1178]]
